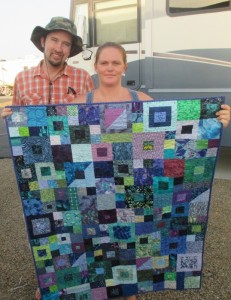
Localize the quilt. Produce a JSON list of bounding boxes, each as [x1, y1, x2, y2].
[[6, 97, 224, 299]]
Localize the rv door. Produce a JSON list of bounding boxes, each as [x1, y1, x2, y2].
[[71, 0, 142, 90]]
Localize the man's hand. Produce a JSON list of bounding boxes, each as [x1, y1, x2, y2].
[[1, 107, 13, 119]]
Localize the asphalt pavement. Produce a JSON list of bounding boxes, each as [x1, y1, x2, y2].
[[0, 96, 12, 158]]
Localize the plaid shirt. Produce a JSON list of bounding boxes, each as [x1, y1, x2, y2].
[[12, 60, 94, 105]]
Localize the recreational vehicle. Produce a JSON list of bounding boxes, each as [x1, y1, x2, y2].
[[69, 0, 231, 146]]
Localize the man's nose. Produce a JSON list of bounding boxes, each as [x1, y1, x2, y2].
[[54, 42, 63, 52]]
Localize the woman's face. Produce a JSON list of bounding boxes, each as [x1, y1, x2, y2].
[[94, 47, 127, 87]]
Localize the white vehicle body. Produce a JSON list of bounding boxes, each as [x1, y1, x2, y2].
[[68, 0, 231, 146]]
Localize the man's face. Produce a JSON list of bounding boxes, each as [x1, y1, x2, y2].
[[41, 30, 72, 67]]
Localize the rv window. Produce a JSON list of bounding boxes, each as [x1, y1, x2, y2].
[[168, 0, 231, 15], [94, 0, 139, 45]]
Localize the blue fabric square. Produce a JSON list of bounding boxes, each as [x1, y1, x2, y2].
[[149, 107, 172, 127]]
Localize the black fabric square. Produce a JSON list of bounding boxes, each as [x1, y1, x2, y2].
[[144, 159, 153, 168], [114, 177, 124, 185], [174, 177, 184, 185], [53, 121, 64, 131], [75, 128, 85, 139], [54, 163, 65, 171], [27, 213, 55, 239], [118, 164, 129, 173], [56, 200, 70, 211], [158, 181, 168, 190], [144, 215, 153, 222], [90, 280, 105, 288], [13, 155, 25, 166], [98, 209, 117, 224], [127, 242, 136, 249], [75, 170, 85, 179], [84, 238, 94, 251], [87, 187, 96, 195], [181, 125, 193, 134], [107, 285, 123, 298], [62, 294, 76, 300], [70, 126, 90, 144], [97, 147, 108, 157], [170, 242, 178, 249], [51, 145, 73, 162], [19, 182, 30, 192], [94, 161, 114, 178], [32, 145, 43, 155], [140, 237, 148, 244], [46, 106, 57, 116], [29, 126, 48, 136], [153, 273, 164, 283], [176, 206, 185, 214], [51, 250, 60, 257]]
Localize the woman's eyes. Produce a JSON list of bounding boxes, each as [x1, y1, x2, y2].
[[100, 61, 121, 65]]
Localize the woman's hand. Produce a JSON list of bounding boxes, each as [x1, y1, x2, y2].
[[1, 107, 13, 119], [216, 104, 231, 128]]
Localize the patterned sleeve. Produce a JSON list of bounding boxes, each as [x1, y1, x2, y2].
[[11, 76, 20, 106], [83, 71, 94, 94]]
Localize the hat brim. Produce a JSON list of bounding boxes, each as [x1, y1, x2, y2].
[[30, 26, 83, 57]]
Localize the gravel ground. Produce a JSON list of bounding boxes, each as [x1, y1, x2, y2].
[[0, 158, 231, 300]]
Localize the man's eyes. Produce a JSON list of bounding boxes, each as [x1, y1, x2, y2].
[[50, 38, 71, 48]]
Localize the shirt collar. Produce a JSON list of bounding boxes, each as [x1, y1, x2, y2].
[[33, 60, 70, 78]]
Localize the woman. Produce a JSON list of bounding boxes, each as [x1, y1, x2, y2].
[[76, 42, 230, 131], [77, 42, 153, 104]]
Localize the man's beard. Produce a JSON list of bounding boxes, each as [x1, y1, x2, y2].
[[45, 53, 65, 67], [48, 58, 63, 67]]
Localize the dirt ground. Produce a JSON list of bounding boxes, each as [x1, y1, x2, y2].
[[0, 158, 231, 300]]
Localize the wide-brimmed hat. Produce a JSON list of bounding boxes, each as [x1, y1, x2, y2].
[[30, 16, 83, 57]]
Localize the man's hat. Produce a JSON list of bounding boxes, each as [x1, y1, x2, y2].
[[30, 16, 83, 57]]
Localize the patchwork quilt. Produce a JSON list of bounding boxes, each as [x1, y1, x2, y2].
[[6, 97, 224, 299]]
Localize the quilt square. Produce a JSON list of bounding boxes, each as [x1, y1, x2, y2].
[[5, 96, 224, 299]]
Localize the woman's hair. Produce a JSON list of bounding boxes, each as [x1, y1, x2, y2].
[[95, 42, 127, 64]]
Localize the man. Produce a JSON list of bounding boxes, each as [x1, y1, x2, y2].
[[0, 16, 94, 300], [1, 16, 94, 117]]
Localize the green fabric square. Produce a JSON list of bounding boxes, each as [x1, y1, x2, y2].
[[68, 187, 79, 210], [49, 285, 58, 292], [137, 270, 153, 282], [40, 188, 55, 202], [184, 276, 201, 288], [18, 126, 29, 136], [177, 100, 201, 120], [153, 177, 174, 194], [88, 261, 113, 282], [41, 167, 51, 176], [165, 272, 176, 281], [196, 140, 208, 150], [11, 137, 22, 146], [33, 245, 52, 261], [48, 116, 69, 135], [67, 105, 78, 116], [56, 267, 81, 289], [63, 210, 81, 226], [143, 141, 154, 151], [184, 158, 215, 182], [57, 180, 67, 188], [136, 235, 153, 258], [132, 123, 143, 132]]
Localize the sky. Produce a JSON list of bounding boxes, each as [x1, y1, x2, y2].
[[0, 0, 71, 61]]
